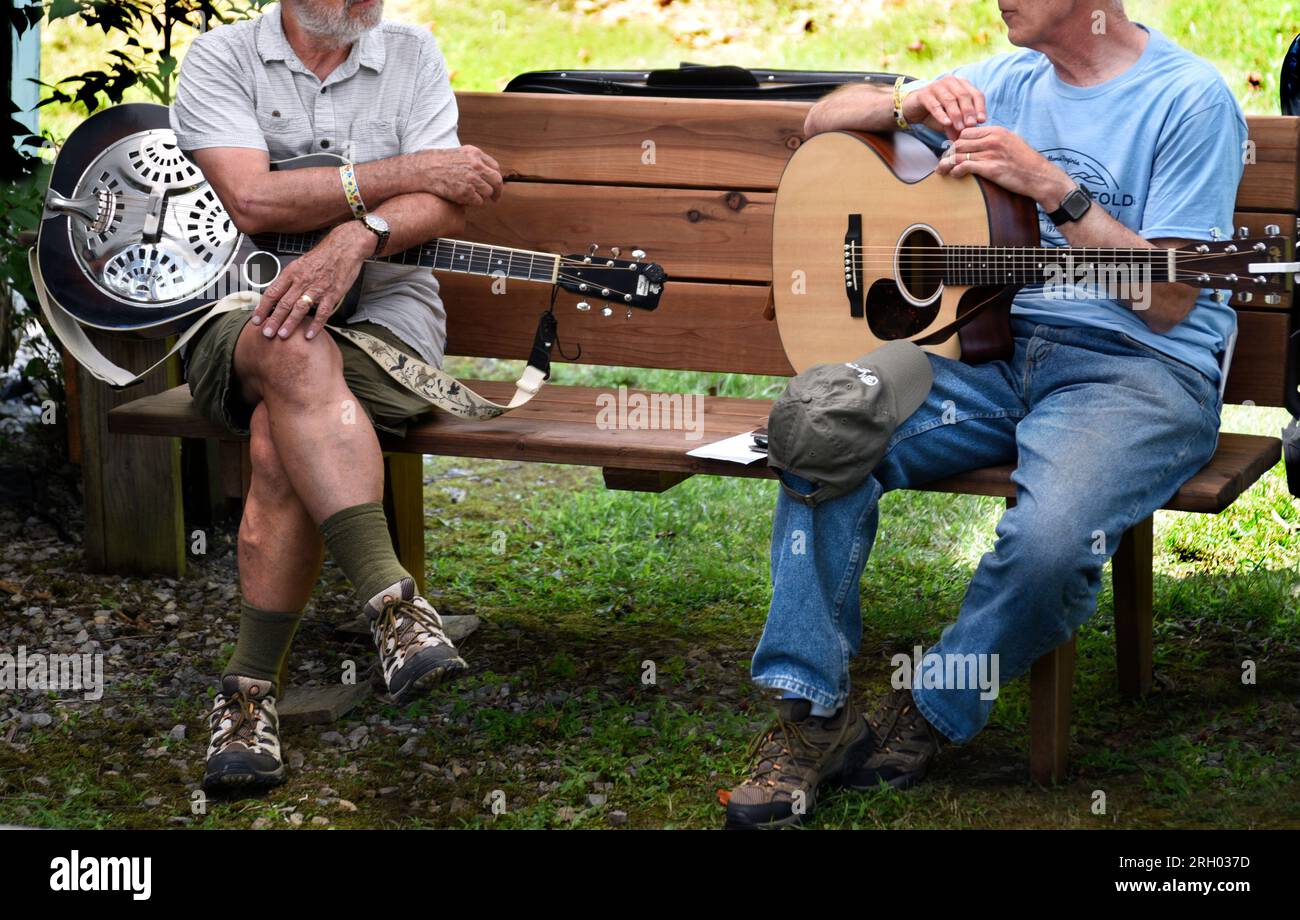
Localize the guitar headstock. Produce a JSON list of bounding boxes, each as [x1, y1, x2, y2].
[[557, 245, 667, 314], [1181, 226, 1296, 304]]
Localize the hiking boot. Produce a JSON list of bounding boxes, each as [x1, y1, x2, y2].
[[203, 675, 285, 792], [724, 697, 872, 830], [846, 687, 945, 791], [367, 577, 467, 704]]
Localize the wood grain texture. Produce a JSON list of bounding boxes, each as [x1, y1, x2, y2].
[[457, 91, 807, 191], [78, 332, 184, 576], [1236, 117, 1300, 212], [465, 183, 774, 284], [382, 452, 426, 596], [441, 275, 793, 376], [1113, 517, 1155, 698], [1029, 633, 1076, 785], [457, 93, 1297, 211], [1224, 310, 1289, 407]]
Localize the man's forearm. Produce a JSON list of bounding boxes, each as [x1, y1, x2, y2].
[[1046, 177, 1199, 332], [237, 153, 430, 234], [804, 85, 897, 136], [328, 191, 466, 260]]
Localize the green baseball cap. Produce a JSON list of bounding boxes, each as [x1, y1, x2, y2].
[[767, 341, 933, 506]]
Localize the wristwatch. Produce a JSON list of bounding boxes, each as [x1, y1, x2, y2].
[[1048, 183, 1093, 226], [358, 213, 390, 256]]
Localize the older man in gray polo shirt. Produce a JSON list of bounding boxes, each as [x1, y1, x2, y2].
[[171, 0, 504, 793]]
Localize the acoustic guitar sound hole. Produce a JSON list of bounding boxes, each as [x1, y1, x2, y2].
[[896, 226, 943, 305]]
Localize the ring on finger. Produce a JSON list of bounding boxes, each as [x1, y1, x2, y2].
[[965, 152, 973, 163], [299, 293, 315, 306]]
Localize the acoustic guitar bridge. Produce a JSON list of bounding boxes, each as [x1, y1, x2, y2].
[[844, 214, 864, 317]]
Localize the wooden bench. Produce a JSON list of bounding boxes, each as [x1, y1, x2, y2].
[[96, 92, 1298, 784]]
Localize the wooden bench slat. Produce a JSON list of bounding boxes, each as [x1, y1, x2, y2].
[[466, 183, 774, 284], [459, 91, 807, 191], [1223, 310, 1289, 407], [442, 275, 794, 376], [1237, 116, 1300, 212], [459, 94, 1299, 213], [109, 383, 1280, 514]]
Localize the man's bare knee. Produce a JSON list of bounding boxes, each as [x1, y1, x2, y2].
[[236, 323, 343, 404]]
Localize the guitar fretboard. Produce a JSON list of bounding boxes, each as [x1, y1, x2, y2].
[[253, 230, 561, 284], [940, 246, 1174, 286]]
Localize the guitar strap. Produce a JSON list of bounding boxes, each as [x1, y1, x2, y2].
[[910, 287, 1006, 347], [26, 247, 554, 421]]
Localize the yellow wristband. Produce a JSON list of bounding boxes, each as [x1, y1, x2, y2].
[[893, 76, 911, 131], [339, 162, 367, 220]]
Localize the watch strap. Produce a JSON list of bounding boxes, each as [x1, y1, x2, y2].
[[1048, 185, 1092, 227]]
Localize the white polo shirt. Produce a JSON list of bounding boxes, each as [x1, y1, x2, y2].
[[170, 2, 460, 366]]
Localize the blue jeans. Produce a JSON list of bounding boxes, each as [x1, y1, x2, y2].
[[752, 319, 1222, 743]]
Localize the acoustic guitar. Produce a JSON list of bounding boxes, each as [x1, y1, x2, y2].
[[37, 103, 667, 337], [771, 130, 1296, 371]]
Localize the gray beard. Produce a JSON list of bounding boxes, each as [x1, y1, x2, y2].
[[290, 0, 383, 46]]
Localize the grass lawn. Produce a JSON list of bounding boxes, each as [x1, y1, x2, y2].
[[7, 1, 1297, 829]]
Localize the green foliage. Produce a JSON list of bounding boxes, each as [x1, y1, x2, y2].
[[37, 0, 241, 112]]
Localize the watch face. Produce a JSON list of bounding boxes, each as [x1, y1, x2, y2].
[[1064, 188, 1091, 220], [366, 214, 390, 233]]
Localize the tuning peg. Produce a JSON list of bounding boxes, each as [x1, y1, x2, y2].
[[1210, 227, 1222, 241], [601, 304, 614, 317], [600, 288, 611, 297], [1238, 226, 1250, 239], [623, 293, 633, 302], [1212, 291, 1228, 302], [584, 244, 598, 264], [1254, 276, 1268, 284], [632, 249, 646, 262], [610, 246, 621, 258], [1239, 292, 1253, 303], [576, 301, 591, 312], [1265, 224, 1281, 236], [1197, 273, 1211, 284], [1255, 242, 1268, 252], [1225, 274, 1239, 283], [1264, 293, 1282, 305]]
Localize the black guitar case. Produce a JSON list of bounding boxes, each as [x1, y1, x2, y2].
[[504, 64, 910, 101]]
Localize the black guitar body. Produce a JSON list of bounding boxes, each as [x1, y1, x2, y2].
[[37, 103, 363, 338]]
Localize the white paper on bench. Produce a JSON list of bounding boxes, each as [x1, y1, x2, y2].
[[686, 431, 768, 465]]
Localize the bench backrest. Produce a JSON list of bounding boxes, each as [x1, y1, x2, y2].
[[453, 92, 1299, 408]]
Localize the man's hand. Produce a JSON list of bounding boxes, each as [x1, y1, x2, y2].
[[937, 125, 1074, 209], [902, 75, 988, 141], [252, 221, 373, 341], [412, 145, 504, 207]]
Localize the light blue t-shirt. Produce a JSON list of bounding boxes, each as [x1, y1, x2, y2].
[[912, 25, 1247, 383]]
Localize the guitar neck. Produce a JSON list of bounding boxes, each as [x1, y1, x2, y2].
[[941, 246, 1180, 286], [253, 230, 562, 285]]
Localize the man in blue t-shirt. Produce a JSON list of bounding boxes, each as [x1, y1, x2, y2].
[[726, 1, 1246, 829]]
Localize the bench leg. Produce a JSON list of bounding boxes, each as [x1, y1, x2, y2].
[[77, 332, 185, 576], [1112, 515, 1154, 697], [383, 453, 426, 596], [1029, 633, 1076, 784]]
